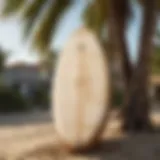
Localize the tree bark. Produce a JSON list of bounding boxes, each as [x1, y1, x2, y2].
[[109, 0, 133, 89], [122, 0, 157, 131]]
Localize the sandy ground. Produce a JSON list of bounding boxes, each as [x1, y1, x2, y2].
[[0, 110, 160, 160]]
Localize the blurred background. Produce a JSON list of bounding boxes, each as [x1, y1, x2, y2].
[[0, 0, 160, 159], [0, 0, 159, 114]]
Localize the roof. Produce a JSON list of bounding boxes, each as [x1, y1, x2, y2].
[[4, 61, 41, 71]]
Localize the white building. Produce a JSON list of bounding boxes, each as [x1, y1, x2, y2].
[[0, 62, 50, 97]]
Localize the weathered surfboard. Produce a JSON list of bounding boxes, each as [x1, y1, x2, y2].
[[52, 28, 110, 150]]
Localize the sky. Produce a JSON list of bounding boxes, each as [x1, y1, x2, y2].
[[0, 0, 142, 65]]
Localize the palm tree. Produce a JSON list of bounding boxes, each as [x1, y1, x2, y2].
[[1, 0, 158, 132], [122, 0, 157, 131], [85, 0, 158, 131]]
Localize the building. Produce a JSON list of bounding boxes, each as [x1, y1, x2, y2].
[[0, 62, 50, 97]]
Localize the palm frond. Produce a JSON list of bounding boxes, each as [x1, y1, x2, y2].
[[22, 0, 47, 38], [32, 0, 71, 53], [83, 0, 108, 37], [2, 0, 25, 16]]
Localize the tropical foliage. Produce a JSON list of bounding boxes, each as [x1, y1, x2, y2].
[[2, 0, 72, 53], [0, 86, 28, 113]]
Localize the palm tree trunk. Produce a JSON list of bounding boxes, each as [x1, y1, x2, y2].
[[109, 0, 133, 89], [122, 0, 157, 131]]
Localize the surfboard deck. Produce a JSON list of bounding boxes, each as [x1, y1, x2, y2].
[[52, 27, 110, 150]]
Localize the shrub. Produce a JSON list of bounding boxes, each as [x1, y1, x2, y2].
[[31, 85, 50, 110], [0, 86, 28, 113]]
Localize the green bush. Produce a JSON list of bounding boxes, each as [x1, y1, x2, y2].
[[31, 86, 50, 109], [0, 86, 28, 113]]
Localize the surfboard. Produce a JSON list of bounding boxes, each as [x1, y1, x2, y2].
[[52, 27, 110, 150]]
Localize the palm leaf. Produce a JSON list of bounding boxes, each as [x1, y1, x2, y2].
[[83, 0, 109, 37], [22, 0, 47, 38], [2, 0, 25, 16], [32, 0, 71, 53]]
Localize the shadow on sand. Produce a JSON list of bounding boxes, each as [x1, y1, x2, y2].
[[20, 129, 160, 160]]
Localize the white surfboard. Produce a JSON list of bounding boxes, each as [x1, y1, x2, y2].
[[52, 27, 110, 150]]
